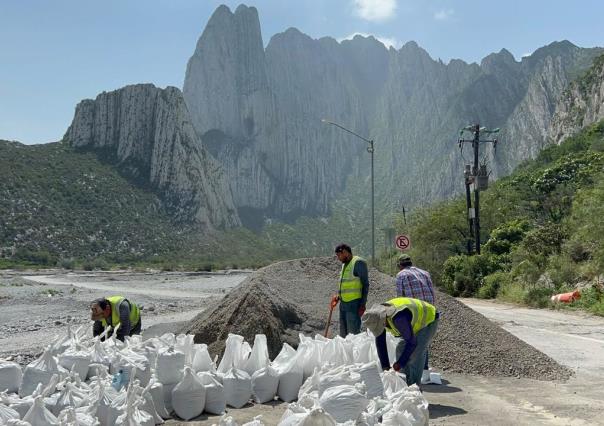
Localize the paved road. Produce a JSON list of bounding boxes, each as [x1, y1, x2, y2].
[[460, 298, 604, 378]]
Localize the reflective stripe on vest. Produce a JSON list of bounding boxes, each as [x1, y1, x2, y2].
[[339, 256, 363, 302], [100, 296, 140, 330], [384, 297, 436, 337]]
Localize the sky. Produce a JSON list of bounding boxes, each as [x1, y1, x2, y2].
[[1, 0, 603, 145]]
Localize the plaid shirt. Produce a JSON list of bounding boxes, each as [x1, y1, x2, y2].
[[395, 266, 435, 305]]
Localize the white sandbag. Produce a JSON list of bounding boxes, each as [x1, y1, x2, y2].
[[148, 380, 170, 420], [59, 347, 91, 382], [171, 367, 206, 421], [23, 396, 59, 426], [4, 393, 33, 419], [114, 350, 151, 387], [381, 409, 416, 426], [243, 335, 270, 376], [57, 407, 98, 426], [355, 362, 384, 398], [381, 370, 407, 397], [49, 326, 77, 357], [296, 337, 322, 380], [222, 368, 252, 409], [155, 348, 185, 385], [52, 384, 83, 416], [191, 344, 215, 373], [241, 415, 264, 425], [141, 391, 164, 425], [321, 337, 352, 366], [0, 361, 22, 394], [391, 385, 429, 426], [279, 408, 337, 426], [197, 372, 226, 415], [174, 335, 195, 367], [162, 383, 177, 414], [115, 395, 154, 426], [317, 367, 360, 397], [6, 419, 32, 426], [272, 344, 303, 403], [251, 366, 279, 403], [318, 384, 368, 423], [217, 334, 246, 374], [93, 380, 118, 426], [20, 350, 61, 397], [0, 402, 20, 423]]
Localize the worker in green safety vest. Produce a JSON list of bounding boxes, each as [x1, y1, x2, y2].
[[333, 243, 370, 337], [362, 297, 439, 387], [90, 296, 141, 341]]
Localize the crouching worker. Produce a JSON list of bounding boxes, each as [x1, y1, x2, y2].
[[361, 297, 439, 387], [90, 296, 141, 341]]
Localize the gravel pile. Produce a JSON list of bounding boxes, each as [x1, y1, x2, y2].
[[184, 257, 572, 381]]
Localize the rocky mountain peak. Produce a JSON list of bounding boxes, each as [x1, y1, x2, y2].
[[64, 84, 240, 229]]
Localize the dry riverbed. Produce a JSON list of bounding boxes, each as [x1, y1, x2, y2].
[[0, 269, 248, 363]]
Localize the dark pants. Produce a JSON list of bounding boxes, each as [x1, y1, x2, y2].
[[339, 300, 362, 337], [395, 316, 439, 386], [130, 319, 142, 336]]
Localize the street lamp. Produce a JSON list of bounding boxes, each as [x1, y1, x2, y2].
[[322, 119, 375, 265]]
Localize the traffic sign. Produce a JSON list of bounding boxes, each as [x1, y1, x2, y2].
[[395, 234, 410, 251]]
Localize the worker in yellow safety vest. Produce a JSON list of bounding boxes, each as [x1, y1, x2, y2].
[[90, 296, 141, 341], [362, 297, 440, 387], [333, 243, 370, 337]]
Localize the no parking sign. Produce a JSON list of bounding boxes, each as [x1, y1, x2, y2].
[[395, 234, 411, 251]]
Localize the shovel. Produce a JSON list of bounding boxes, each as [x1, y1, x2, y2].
[[324, 294, 339, 337]]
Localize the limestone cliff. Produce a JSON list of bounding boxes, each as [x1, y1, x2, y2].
[[183, 5, 603, 231], [64, 84, 240, 229], [548, 54, 604, 144]]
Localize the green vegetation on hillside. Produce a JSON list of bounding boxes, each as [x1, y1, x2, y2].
[[0, 141, 296, 270], [384, 120, 604, 315]]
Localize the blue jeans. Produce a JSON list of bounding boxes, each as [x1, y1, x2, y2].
[[395, 316, 439, 386], [339, 300, 362, 337]]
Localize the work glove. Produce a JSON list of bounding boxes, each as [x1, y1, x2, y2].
[[358, 305, 366, 317], [392, 362, 401, 372], [330, 294, 339, 309]]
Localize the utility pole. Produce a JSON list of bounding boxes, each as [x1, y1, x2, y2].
[[458, 124, 499, 254]]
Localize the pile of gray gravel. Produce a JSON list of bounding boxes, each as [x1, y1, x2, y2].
[[184, 257, 572, 381]]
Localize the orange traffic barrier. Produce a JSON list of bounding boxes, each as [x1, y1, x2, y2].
[[550, 290, 581, 303]]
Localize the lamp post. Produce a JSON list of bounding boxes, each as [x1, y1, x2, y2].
[[322, 119, 375, 265]]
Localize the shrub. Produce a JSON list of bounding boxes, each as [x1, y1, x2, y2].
[[442, 253, 507, 297], [483, 220, 531, 255], [478, 271, 510, 299], [523, 287, 554, 308]]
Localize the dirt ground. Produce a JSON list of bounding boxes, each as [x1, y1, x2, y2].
[[1, 270, 603, 425]]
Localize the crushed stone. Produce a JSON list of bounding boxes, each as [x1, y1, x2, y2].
[[183, 257, 572, 381]]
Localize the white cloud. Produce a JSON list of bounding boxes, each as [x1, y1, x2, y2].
[[339, 32, 402, 49], [434, 8, 454, 21], [353, 0, 397, 22]]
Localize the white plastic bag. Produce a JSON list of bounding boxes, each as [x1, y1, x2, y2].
[[197, 372, 226, 415], [222, 368, 252, 408], [0, 361, 22, 394], [272, 344, 303, 403], [217, 334, 248, 374], [23, 396, 59, 426], [59, 347, 91, 381], [318, 384, 369, 423], [381, 409, 416, 426], [355, 362, 384, 398], [191, 344, 215, 373], [155, 347, 185, 385], [20, 349, 62, 397], [174, 335, 195, 367], [279, 408, 337, 426], [251, 366, 279, 403], [148, 379, 170, 420], [171, 367, 206, 420], [243, 335, 270, 376], [381, 370, 408, 397], [391, 385, 429, 426], [115, 394, 154, 426], [0, 402, 20, 423]]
